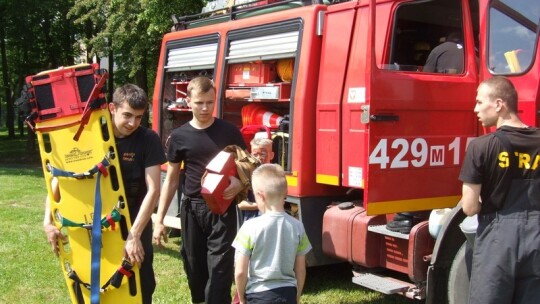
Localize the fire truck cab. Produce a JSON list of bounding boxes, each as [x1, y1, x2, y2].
[[152, 0, 539, 302]]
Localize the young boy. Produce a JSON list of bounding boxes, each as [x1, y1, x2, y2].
[[237, 138, 275, 223], [232, 164, 311, 304]]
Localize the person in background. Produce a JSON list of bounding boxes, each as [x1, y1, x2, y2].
[[460, 76, 540, 303], [153, 76, 246, 304], [43, 84, 167, 303], [237, 137, 275, 223], [233, 164, 311, 304], [423, 31, 464, 74]]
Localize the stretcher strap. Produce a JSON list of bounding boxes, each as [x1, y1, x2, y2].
[[107, 260, 134, 288], [59, 208, 121, 230], [47, 154, 112, 303], [73, 72, 108, 141], [91, 170, 104, 304], [67, 259, 134, 293], [49, 156, 111, 180]]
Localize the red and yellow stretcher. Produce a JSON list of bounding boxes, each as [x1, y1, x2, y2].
[[25, 64, 142, 304]]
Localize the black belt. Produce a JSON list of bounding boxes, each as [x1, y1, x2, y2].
[[182, 195, 204, 203]]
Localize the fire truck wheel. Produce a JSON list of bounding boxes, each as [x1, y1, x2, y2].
[[447, 242, 471, 304]]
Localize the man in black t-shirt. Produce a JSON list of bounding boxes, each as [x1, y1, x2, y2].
[[423, 32, 464, 74], [459, 76, 540, 304], [153, 76, 246, 304], [111, 85, 167, 304], [44, 84, 167, 303]]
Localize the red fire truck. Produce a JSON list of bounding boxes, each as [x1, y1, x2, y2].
[[151, 0, 539, 302]]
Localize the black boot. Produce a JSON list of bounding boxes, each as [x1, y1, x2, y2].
[[386, 213, 414, 234]]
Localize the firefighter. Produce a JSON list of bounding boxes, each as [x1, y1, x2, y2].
[[423, 31, 464, 74], [460, 76, 540, 303], [153, 76, 247, 304]]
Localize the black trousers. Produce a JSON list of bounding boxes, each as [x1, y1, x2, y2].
[[139, 222, 156, 304], [180, 197, 237, 304], [128, 204, 155, 304]]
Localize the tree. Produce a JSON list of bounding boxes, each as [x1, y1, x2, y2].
[[1, 0, 203, 136], [69, 0, 203, 94], [0, 0, 81, 138], [0, 2, 14, 136]]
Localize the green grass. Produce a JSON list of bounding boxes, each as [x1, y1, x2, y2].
[[0, 127, 415, 303], [0, 125, 41, 165]]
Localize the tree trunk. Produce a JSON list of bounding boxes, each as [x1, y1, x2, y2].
[[108, 39, 114, 103], [0, 22, 15, 137]]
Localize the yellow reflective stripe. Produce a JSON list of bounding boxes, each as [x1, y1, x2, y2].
[[286, 175, 298, 187], [316, 174, 339, 185], [366, 195, 460, 215]]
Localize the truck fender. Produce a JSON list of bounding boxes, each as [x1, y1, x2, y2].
[[425, 202, 468, 304]]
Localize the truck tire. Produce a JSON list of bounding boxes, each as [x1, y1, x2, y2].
[[447, 242, 470, 304]]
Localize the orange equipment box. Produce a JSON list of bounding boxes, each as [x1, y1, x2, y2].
[[228, 62, 277, 85], [201, 173, 232, 215], [225, 88, 251, 100]]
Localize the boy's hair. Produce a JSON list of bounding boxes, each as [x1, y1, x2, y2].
[[112, 84, 148, 110], [187, 76, 215, 97], [252, 164, 287, 203], [480, 76, 518, 113], [250, 137, 273, 149]]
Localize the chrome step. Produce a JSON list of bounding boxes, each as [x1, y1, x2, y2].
[[368, 224, 410, 240], [352, 272, 414, 295]]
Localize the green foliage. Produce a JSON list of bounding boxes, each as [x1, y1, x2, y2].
[[1, 0, 204, 134], [68, 0, 204, 92], [1, 0, 82, 137]]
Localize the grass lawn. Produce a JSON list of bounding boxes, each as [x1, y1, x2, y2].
[[0, 127, 415, 303]]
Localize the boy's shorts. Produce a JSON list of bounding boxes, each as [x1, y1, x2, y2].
[[246, 286, 297, 304]]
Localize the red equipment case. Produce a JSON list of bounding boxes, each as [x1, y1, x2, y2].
[[201, 173, 233, 215], [228, 62, 277, 85], [201, 151, 236, 214]]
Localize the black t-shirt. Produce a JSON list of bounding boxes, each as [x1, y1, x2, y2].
[[167, 119, 246, 197], [116, 127, 166, 218], [459, 126, 540, 213], [423, 41, 464, 73]]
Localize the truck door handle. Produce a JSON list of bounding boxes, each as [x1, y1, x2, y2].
[[370, 114, 399, 122]]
